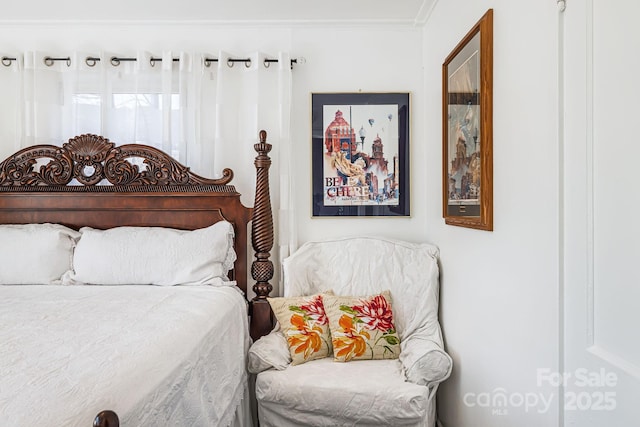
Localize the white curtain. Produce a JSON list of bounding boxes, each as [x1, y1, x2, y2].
[[0, 49, 296, 296], [276, 52, 297, 297]]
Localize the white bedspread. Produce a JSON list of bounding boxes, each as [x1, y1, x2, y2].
[[0, 284, 252, 427]]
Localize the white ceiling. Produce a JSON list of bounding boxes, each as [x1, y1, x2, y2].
[[0, 0, 435, 24]]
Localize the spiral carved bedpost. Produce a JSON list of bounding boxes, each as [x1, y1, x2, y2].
[[250, 130, 274, 341]]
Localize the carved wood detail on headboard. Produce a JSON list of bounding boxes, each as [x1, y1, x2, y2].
[[0, 133, 233, 188]]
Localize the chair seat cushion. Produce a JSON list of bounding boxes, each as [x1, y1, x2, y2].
[[255, 358, 429, 426]]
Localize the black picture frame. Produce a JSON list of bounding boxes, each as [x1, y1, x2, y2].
[[311, 92, 410, 217]]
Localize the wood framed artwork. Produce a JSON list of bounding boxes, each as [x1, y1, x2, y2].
[[442, 9, 493, 230], [311, 92, 410, 217]]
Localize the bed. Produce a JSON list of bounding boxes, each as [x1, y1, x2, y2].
[[0, 132, 275, 427]]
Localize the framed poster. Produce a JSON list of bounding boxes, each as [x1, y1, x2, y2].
[[442, 9, 493, 230], [311, 92, 410, 217]]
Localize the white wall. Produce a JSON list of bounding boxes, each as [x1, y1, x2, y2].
[[422, 1, 561, 426], [289, 26, 426, 243], [0, 23, 293, 56]]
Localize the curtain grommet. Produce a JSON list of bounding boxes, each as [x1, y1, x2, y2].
[[110, 57, 121, 67], [1, 57, 14, 67], [85, 57, 99, 67]]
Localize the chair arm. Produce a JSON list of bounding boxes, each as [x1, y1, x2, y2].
[[247, 329, 291, 374], [400, 337, 453, 387]]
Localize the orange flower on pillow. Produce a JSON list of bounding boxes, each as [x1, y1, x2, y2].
[[286, 313, 324, 359], [268, 292, 334, 365], [332, 314, 371, 361], [323, 291, 401, 362]]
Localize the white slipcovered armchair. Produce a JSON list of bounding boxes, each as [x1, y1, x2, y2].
[[248, 237, 452, 427]]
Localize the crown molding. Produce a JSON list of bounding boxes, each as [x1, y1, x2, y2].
[[0, 18, 426, 30], [414, 0, 438, 26]]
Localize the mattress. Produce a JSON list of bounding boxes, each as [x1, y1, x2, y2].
[[0, 284, 252, 427]]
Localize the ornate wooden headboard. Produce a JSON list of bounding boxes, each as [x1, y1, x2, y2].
[[0, 131, 274, 340]]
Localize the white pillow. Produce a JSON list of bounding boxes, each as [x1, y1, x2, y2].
[[64, 221, 236, 286], [248, 329, 292, 374], [0, 223, 80, 285]]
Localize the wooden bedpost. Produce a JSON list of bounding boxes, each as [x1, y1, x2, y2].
[[250, 130, 275, 341], [93, 410, 119, 427]]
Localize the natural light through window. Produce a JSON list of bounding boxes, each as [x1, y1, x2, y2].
[[71, 92, 180, 157]]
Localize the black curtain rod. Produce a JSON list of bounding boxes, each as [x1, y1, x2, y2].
[[1, 55, 298, 69]]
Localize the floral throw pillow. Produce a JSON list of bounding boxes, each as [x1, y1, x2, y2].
[[267, 292, 333, 365], [323, 290, 401, 362]]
